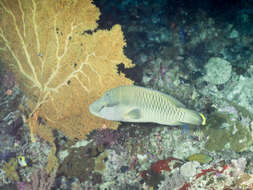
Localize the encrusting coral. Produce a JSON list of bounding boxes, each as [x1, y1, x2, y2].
[[0, 0, 134, 141]]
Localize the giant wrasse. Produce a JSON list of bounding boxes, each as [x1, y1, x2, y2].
[[89, 85, 206, 126]]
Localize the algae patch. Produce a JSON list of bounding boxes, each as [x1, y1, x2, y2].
[[57, 142, 104, 182], [3, 158, 19, 181], [204, 112, 252, 152], [187, 153, 212, 164]]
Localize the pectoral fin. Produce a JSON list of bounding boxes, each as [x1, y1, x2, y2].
[[123, 108, 141, 120]]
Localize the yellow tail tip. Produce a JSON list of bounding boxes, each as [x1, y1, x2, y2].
[[200, 113, 206, 125]]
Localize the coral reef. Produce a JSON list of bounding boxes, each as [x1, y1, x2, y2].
[[226, 75, 253, 114], [90, 128, 124, 148], [3, 158, 19, 182], [57, 142, 103, 183], [203, 57, 232, 85], [17, 169, 55, 190], [1, 0, 253, 189]]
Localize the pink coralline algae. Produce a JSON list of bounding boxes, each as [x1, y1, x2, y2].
[[91, 128, 123, 147]]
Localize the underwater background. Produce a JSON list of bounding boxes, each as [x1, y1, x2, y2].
[[0, 0, 253, 189]]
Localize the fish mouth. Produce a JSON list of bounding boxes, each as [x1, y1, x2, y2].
[[88, 104, 97, 115], [89, 102, 105, 116]]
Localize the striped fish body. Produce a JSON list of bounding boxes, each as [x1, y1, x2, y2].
[[89, 85, 205, 126], [115, 86, 185, 125]]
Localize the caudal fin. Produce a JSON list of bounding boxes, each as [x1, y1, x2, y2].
[[181, 108, 206, 126]]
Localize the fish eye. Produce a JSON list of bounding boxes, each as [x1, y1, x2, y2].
[[104, 92, 110, 97]]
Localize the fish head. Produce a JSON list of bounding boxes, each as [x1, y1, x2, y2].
[[89, 90, 123, 121]]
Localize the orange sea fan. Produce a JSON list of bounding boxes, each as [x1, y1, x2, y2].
[[0, 0, 134, 140]]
